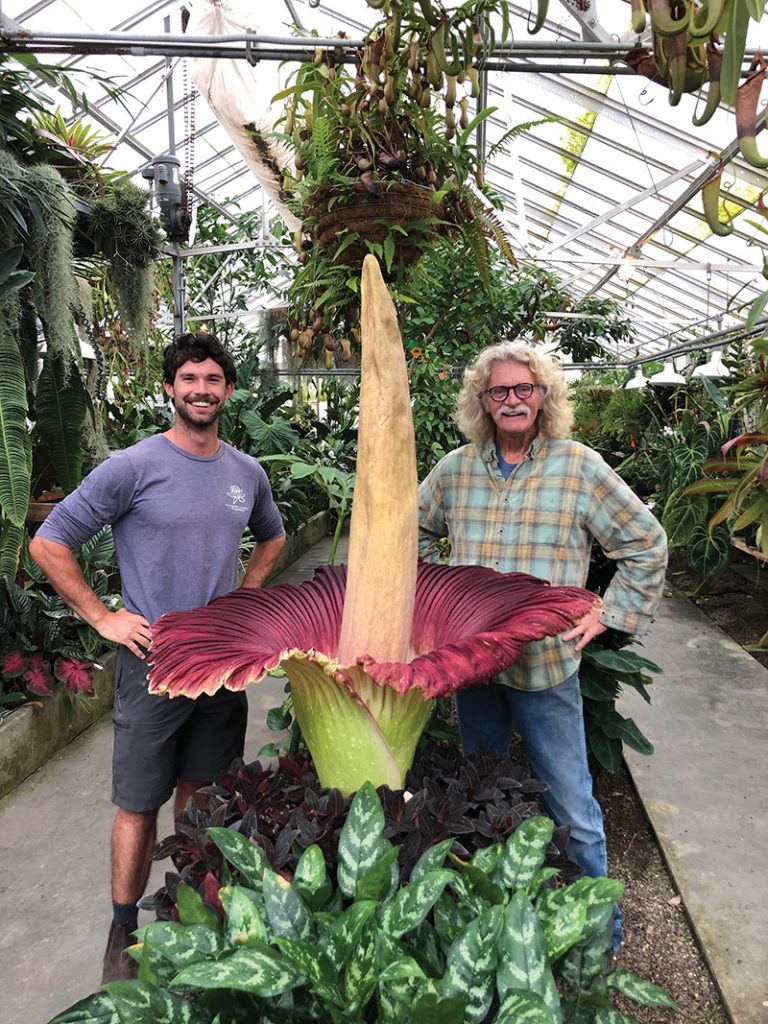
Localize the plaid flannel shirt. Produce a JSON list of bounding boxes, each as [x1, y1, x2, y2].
[[418, 436, 667, 690]]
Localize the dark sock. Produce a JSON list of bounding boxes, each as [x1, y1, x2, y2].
[[112, 901, 139, 929]]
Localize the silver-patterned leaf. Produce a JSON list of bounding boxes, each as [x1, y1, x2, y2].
[[379, 870, 452, 939], [606, 969, 677, 1009], [594, 1009, 640, 1024], [342, 924, 378, 1010], [136, 921, 227, 969], [220, 886, 268, 947], [499, 817, 554, 892], [337, 782, 386, 899], [323, 899, 378, 971], [263, 870, 315, 942], [494, 988, 558, 1023], [542, 897, 588, 963], [104, 980, 209, 1023], [441, 905, 503, 1023], [293, 844, 332, 909], [433, 890, 471, 947], [206, 826, 270, 888], [497, 892, 561, 1021], [410, 838, 455, 883], [171, 944, 306, 997], [46, 992, 120, 1024]]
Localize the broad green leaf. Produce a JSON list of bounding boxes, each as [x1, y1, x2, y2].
[[471, 843, 502, 875], [594, 1009, 640, 1023], [323, 899, 379, 971], [35, 352, 86, 495], [293, 843, 332, 910], [357, 844, 400, 901], [207, 826, 270, 888], [410, 838, 454, 882], [172, 943, 306, 996], [499, 816, 554, 892], [541, 898, 588, 962], [450, 857, 505, 906], [607, 969, 677, 1008], [219, 885, 268, 947], [380, 870, 452, 938], [276, 935, 330, 985], [101, 980, 207, 1023], [497, 892, 561, 1020], [599, 711, 654, 755], [135, 921, 226, 970], [588, 732, 623, 774], [537, 877, 623, 941], [175, 883, 221, 931], [0, 329, 31, 527], [686, 521, 731, 579], [494, 989, 558, 1023], [433, 889, 471, 946], [441, 906, 503, 1023], [263, 870, 314, 942], [46, 992, 120, 1024], [662, 490, 707, 548], [411, 992, 468, 1024], [337, 781, 387, 899], [342, 923, 378, 1011], [585, 648, 662, 677]]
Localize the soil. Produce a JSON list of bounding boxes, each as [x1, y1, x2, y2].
[[596, 549, 768, 1023]]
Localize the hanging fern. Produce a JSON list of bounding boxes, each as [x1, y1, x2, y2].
[[0, 325, 32, 528], [34, 350, 87, 495]]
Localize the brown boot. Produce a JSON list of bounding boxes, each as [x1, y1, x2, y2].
[[101, 921, 139, 984]]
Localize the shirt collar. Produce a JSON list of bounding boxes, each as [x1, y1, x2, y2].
[[480, 434, 545, 464]]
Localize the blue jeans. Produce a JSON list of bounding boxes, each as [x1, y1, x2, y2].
[[454, 672, 607, 879]]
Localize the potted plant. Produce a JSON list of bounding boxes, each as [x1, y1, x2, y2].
[[274, 0, 520, 366]]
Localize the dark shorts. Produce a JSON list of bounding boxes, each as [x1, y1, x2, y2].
[[112, 647, 247, 813]]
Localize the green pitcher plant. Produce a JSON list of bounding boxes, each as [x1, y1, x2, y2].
[[148, 256, 596, 794]]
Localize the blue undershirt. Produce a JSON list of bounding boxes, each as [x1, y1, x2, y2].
[[495, 441, 519, 480]]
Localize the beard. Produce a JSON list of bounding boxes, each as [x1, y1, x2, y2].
[[172, 396, 222, 430]]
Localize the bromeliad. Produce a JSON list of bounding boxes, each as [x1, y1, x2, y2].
[[148, 256, 597, 794]]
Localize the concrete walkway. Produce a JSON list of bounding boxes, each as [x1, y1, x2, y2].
[[0, 536, 766, 1023]]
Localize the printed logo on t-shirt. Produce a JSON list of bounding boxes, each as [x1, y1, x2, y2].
[[225, 484, 249, 513]]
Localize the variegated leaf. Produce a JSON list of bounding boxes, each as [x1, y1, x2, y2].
[[323, 899, 379, 971], [559, 916, 613, 991], [471, 843, 502, 876], [410, 838, 455, 882], [379, 870, 453, 938], [175, 882, 221, 931], [494, 988, 558, 1023], [343, 923, 378, 1010], [454, 859, 505, 906], [103, 980, 208, 1022], [433, 890, 472, 947], [206, 826, 270, 888], [136, 921, 227, 969], [441, 905, 503, 1023], [293, 843, 332, 910], [220, 886, 268, 948], [337, 782, 387, 899], [541, 897, 588, 963], [46, 991, 120, 1024], [405, 920, 445, 977], [499, 816, 554, 892], [607, 969, 677, 1009], [537, 877, 623, 940], [594, 1009, 640, 1024], [526, 868, 560, 900], [357, 844, 400, 901], [276, 936, 332, 986], [497, 892, 561, 1021], [172, 943, 306, 997], [263, 871, 315, 942]]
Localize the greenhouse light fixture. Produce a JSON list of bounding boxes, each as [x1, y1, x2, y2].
[[624, 366, 648, 389], [649, 361, 686, 387], [692, 348, 730, 379]]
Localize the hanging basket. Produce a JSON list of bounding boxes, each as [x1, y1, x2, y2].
[[306, 181, 441, 266]]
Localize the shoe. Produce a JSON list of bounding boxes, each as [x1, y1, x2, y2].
[[101, 921, 139, 984]]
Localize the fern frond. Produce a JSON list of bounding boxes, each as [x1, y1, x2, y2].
[[475, 203, 517, 268]]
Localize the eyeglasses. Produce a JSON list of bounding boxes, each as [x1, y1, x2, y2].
[[483, 383, 540, 402]]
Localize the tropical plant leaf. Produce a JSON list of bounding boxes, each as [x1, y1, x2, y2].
[[241, 409, 300, 455], [380, 869, 453, 938], [607, 968, 677, 1008], [336, 781, 387, 899], [43, 991, 120, 1024], [219, 885, 268, 947], [0, 329, 31, 526], [103, 980, 209, 1023], [496, 891, 561, 1019], [498, 815, 554, 892], [171, 943, 306, 996], [293, 842, 333, 909], [441, 905, 503, 1023], [263, 870, 315, 942], [685, 521, 731, 579], [207, 825, 270, 888], [0, 520, 24, 577], [599, 711, 654, 755], [34, 351, 86, 494], [175, 882, 221, 931], [662, 488, 707, 548], [136, 921, 227, 971], [323, 899, 379, 972], [494, 989, 559, 1023]]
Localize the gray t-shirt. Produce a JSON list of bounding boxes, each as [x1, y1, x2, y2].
[[38, 433, 285, 624]]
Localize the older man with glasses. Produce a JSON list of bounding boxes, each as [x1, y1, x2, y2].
[[418, 340, 667, 953]]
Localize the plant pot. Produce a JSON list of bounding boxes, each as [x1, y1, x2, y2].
[[307, 181, 441, 266]]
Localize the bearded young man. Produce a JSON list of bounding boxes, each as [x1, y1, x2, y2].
[[30, 332, 286, 982]]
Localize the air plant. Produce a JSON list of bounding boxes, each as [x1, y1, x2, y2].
[[148, 256, 596, 794]]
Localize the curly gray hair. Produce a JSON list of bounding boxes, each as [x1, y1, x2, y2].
[[456, 341, 573, 443]]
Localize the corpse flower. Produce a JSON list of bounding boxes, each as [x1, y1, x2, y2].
[[149, 257, 596, 794]]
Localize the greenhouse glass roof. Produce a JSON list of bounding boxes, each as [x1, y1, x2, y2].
[[2, 0, 767, 364]]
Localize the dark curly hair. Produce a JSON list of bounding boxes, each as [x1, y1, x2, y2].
[[162, 332, 237, 387]]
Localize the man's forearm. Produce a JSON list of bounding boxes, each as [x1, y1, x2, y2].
[[241, 534, 287, 588], [28, 535, 111, 629]]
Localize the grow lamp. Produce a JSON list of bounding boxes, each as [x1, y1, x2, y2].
[[691, 349, 730, 379], [624, 366, 648, 389], [648, 361, 686, 386]]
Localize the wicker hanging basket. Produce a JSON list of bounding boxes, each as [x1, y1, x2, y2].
[[306, 181, 441, 266]]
